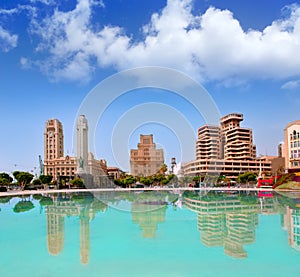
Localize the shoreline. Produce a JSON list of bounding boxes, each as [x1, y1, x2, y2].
[[0, 187, 299, 197]]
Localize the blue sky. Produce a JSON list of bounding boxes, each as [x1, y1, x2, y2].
[[1, 0, 300, 174]]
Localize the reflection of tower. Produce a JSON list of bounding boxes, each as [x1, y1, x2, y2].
[[132, 202, 166, 238], [77, 115, 89, 173], [45, 195, 103, 265], [46, 206, 64, 256], [80, 211, 90, 265]]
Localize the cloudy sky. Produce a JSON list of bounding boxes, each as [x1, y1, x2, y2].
[[1, 0, 300, 174]]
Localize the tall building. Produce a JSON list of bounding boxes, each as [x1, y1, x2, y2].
[[44, 119, 64, 161], [283, 120, 300, 172], [44, 119, 76, 180], [43, 116, 110, 187], [196, 125, 221, 160], [77, 115, 89, 173], [130, 134, 164, 176], [184, 113, 271, 180], [220, 113, 256, 160]]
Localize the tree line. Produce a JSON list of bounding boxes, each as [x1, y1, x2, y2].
[[0, 171, 84, 191]]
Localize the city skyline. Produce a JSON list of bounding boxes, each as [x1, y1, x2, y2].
[[1, 0, 300, 173]]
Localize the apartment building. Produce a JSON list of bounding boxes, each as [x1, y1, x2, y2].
[[183, 113, 271, 180]]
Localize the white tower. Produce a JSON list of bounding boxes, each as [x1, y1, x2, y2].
[[77, 115, 89, 173]]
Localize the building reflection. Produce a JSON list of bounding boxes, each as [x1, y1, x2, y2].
[[183, 191, 278, 258], [131, 192, 172, 238], [132, 202, 167, 238], [46, 193, 107, 264], [42, 190, 300, 263], [279, 192, 300, 251]]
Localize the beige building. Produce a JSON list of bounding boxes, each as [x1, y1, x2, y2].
[[220, 113, 256, 160], [44, 118, 109, 185], [107, 166, 124, 179], [283, 120, 300, 172], [184, 113, 271, 181], [44, 119, 77, 180], [196, 125, 221, 160], [130, 134, 164, 176]]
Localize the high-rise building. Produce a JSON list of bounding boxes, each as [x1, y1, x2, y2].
[[44, 119, 76, 180], [196, 125, 222, 160], [77, 115, 89, 173], [43, 116, 110, 186], [220, 113, 256, 160], [130, 134, 164, 176], [44, 119, 64, 161], [183, 113, 271, 180], [283, 120, 300, 171]]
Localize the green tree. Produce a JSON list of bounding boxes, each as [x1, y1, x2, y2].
[[0, 172, 13, 183], [0, 178, 10, 187], [12, 171, 34, 190], [237, 172, 257, 184], [123, 175, 136, 188], [70, 177, 85, 188], [32, 179, 42, 187], [140, 176, 154, 187], [39, 175, 53, 189]]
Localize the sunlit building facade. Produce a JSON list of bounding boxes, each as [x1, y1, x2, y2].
[[44, 118, 109, 186], [44, 119, 77, 180], [130, 134, 164, 176], [183, 113, 271, 180], [283, 120, 300, 172]]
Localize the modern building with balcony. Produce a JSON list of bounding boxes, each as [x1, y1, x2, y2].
[[183, 113, 272, 181]]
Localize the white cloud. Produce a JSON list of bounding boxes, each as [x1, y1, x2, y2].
[[26, 0, 300, 83], [281, 80, 300, 90], [29, 0, 55, 5], [0, 8, 19, 15], [0, 26, 18, 52]]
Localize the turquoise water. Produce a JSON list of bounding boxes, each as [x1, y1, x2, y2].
[[0, 190, 300, 277]]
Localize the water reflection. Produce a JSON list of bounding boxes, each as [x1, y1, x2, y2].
[[182, 190, 300, 258], [46, 193, 107, 264], [277, 192, 300, 251], [132, 202, 167, 238], [2, 190, 300, 264], [44, 191, 176, 263]]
